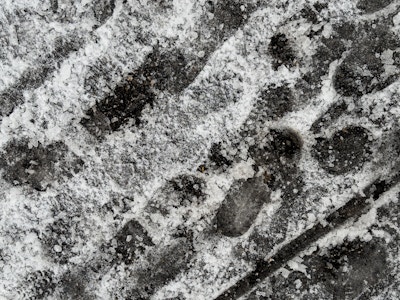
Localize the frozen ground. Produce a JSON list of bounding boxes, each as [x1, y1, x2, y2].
[[0, 0, 399, 299]]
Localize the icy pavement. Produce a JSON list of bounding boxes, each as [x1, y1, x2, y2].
[[0, 0, 399, 299]]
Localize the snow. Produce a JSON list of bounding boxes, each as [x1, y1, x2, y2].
[[0, 0, 400, 299]]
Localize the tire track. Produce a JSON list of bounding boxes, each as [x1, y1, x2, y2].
[[0, 36, 84, 117], [215, 170, 400, 299], [5, 1, 399, 299], [16, 2, 266, 298], [80, 0, 257, 137], [0, 0, 115, 118]]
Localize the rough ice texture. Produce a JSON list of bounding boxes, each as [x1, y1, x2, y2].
[[0, 0, 399, 299]]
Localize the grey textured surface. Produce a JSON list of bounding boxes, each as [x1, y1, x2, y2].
[[0, 0, 399, 299]]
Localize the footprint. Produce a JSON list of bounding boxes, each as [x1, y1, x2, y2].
[[216, 128, 303, 238], [246, 238, 390, 300], [204, 0, 254, 45], [20, 270, 57, 300], [310, 100, 348, 134], [81, 48, 204, 136], [333, 22, 400, 97], [41, 216, 81, 264], [208, 143, 233, 170], [356, 0, 394, 14], [112, 219, 154, 265], [59, 271, 93, 300], [216, 177, 270, 237], [268, 33, 296, 70], [0, 140, 84, 191], [250, 128, 303, 199], [91, 0, 115, 27], [169, 175, 206, 203], [0, 36, 83, 117], [256, 84, 295, 121], [312, 126, 371, 175], [308, 239, 389, 299], [132, 237, 194, 298]]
